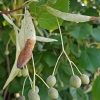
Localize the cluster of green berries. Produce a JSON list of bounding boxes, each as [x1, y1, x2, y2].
[[17, 68, 28, 77], [18, 86, 40, 100], [18, 75, 59, 100], [17, 69, 89, 99], [28, 86, 40, 100], [4, 50, 9, 55], [46, 75, 59, 99], [70, 74, 90, 88]]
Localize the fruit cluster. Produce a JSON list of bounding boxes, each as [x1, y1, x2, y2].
[[70, 74, 90, 88], [18, 86, 39, 100], [28, 86, 40, 100], [18, 75, 59, 100], [46, 75, 59, 99], [17, 67, 90, 100], [17, 68, 28, 77]]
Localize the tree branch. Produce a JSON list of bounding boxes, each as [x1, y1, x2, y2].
[[0, 6, 25, 14], [3, 55, 10, 100]]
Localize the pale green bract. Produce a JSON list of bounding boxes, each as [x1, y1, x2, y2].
[[3, 14, 20, 90], [36, 36, 57, 42], [18, 10, 36, 50], [45, 6, 91, 23], [2, 10, 57, 90]]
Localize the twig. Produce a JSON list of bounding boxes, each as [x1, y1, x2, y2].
[[22, 77, 28, 95], [52, 51, 63, 75], [3, 86, 9, 100], [3, 55, 10, 100], [6, 55, 10, 74], [32, 55, 36, 92], [0, 6, 25, 14]]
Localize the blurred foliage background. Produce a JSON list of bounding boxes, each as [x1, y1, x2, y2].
[[0, 0, 100, 100]]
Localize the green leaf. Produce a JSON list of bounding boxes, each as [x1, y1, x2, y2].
[[42, 52, 57, 67], [57, 96, 63, 100], [69, 23, 92, 40], [0, 53, 4, 64], [47, 0, 69, 12], [84, 8, 99, 17], [29, 0, 69, 30], [2, 28, 11, 44], [57, 67, 70, 91], [69, 43, 81, 57], [0, 0, 3, 4], [43, 35, 67, 50], [92, 76, 100, 100], [0, 95, 3, 100], [61, 66, 72, 76], [61, 64, 81, 76], [79, 48, 100, 72], [0, 15, 4, 24], [8, 78, 21, 93], [0, 67, 6, 78], [9, 30, 16, 45], [33, 0, 47, 6], [39, 87, 51, 100], [0, 79, 6, 89], [38, 11, 62, 30], [50, 35, 67, 45], [70, 87, 89, 100], [91, 28, 100, 42], [0, 42, 5, 61], [95, 0, 100, 6], [70, 0, 81, 11]]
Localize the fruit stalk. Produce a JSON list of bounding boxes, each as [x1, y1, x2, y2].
[[22, 76, 28, 95], [36, 74, 49, 88], [32, 55, 36, 92], [55, 18, 75, 75]]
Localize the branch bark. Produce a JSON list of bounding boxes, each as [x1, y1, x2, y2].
[[3, 55, 10, 100], [0, 6, 25, 14]]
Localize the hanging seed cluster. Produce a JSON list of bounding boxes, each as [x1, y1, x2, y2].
[[28, 86, 40, 100], [70, 74, 90, 88], [17, 68, 28, 77], [46, 75, 59, 99]]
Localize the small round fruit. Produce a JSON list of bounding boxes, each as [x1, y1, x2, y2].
[[48, 87, 58, 99], [32, 86, 39, 93], [18, 95, 26, 100], [4, 50, 9, 55], [17, 70, 22, 77], [34, 20, 38, 26], [80, 74, 90, 84], [35, 86, 39, 93], [46, 75, 56, 87], [21, 68, 28, 77], [28, 89, 40, 100], [70, 75, 81, 88]]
